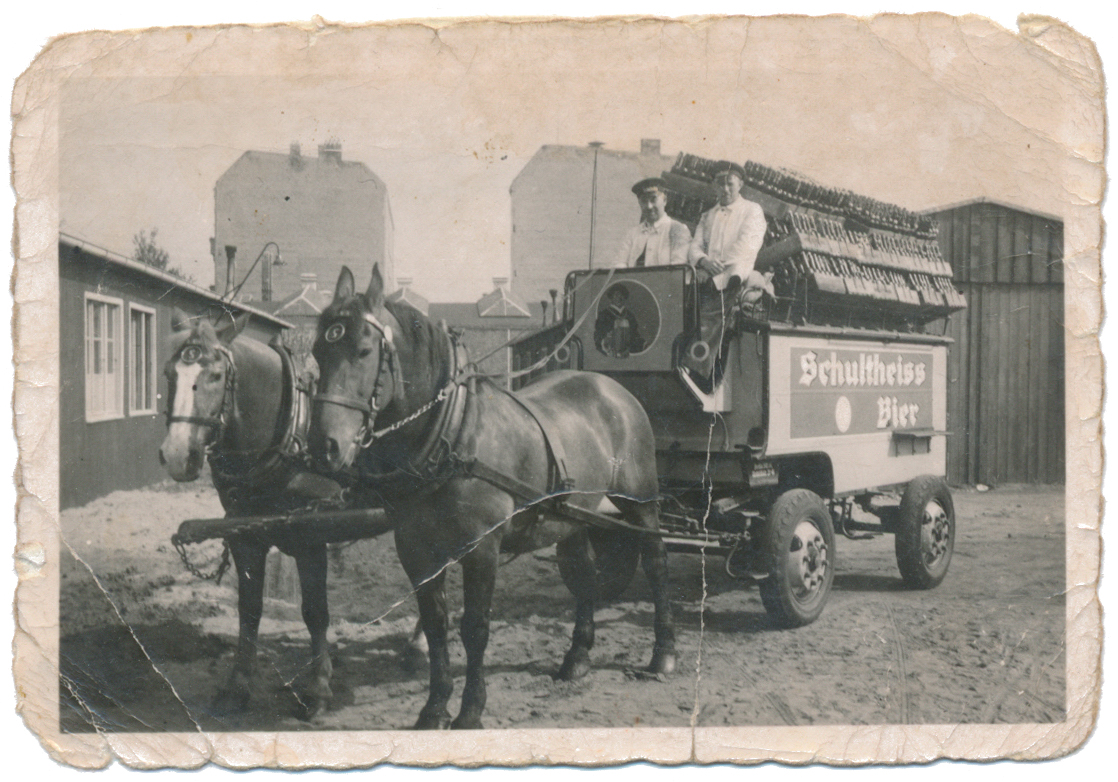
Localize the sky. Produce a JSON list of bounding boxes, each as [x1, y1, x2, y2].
[[53, 9, 1098, 303]]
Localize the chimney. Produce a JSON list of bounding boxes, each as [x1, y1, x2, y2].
[[641, 138, 661, 156], [318, 140, 342, 164], [493, 276, 509, 291], [398, 276, 413, 289], [300, 273, 318, 290], [289, 141, 302, 165]]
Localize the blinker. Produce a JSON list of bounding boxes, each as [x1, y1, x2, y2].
[[180, 345, 203, 364]]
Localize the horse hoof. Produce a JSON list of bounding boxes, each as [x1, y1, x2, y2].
[[557, 650, 592, 682], [451, 714, 484, 730], [295, 693, 330, 721], [648, 651, 677, 676], [414, 710, 453, 730]]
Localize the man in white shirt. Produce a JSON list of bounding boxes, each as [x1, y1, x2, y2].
[[688, 162, 768, 289], [614, 178, 692, 268], [683, 161, 770, 388]]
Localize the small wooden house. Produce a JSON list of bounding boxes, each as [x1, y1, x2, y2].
[[59, 235, 291, 509]]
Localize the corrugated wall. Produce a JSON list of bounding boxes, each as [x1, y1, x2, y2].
[[935, 202, 1064, 485]]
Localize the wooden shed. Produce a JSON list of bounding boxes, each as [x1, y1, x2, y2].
[[925, 200, 1064, 486], [59, 235, 291, 509]]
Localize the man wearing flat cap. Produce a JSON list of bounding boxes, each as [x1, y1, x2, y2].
[[684, 161, 771, 386], [688, 161, 768, 290], [613, 177, 692, 268]]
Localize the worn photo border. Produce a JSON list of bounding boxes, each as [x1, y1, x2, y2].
[[4, 1, 1112, 774]]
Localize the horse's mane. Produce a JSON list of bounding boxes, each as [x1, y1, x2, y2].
[[383, 298, 454, 388]]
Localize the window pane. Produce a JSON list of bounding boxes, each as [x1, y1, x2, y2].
[[85, 297, 124, 419], [132, 311, 142, 405], [145, 314, 154, 409]]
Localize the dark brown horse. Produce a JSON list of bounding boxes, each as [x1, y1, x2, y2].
[[308, 265, 676, 730], [158, 310, 425, 719]]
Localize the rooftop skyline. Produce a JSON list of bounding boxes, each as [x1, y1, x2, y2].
[[57, 17, 1093, 302]]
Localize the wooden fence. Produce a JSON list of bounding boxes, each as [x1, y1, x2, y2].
[[933, 201, 1064, 486]]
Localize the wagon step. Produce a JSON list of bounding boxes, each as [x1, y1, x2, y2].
[[172, 507, 393, 547]]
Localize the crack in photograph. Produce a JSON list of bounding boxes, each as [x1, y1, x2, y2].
[[14, 12, 1099, 767]]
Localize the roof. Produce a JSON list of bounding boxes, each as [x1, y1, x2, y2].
[[219, 149, 387, 190], [511, 144, 677, 192], [264, 282, 333, 318], [477, 285, 532, 318], [60, 233, 294, 329], [429, 301, 547, 331], [920, 197, 1063, 225], [386, 286, 430, 316]]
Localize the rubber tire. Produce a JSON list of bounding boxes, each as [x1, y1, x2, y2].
[[759, 489, 835, 628], [558, 528, 641, 603], [895, 475, 955, 589]]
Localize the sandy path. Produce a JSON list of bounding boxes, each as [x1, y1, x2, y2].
[[59, 480, 1064, 732]]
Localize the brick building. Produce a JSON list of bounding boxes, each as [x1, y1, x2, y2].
[[510, 140, 676, 303], [213, 142, 394, 305]]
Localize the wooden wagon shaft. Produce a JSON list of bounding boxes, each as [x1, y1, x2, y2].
[[172, 507, 393, 546]]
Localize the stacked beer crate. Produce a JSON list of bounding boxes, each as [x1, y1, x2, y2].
[[662, 153, 966, 330]]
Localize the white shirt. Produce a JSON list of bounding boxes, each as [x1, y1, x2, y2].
[[614, 214, 691, 268], [688, 197, 768, 290]]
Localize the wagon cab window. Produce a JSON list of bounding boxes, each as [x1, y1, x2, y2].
[[84, 292, 124, 422]]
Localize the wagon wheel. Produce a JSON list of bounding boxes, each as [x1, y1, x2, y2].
[[894, 475, 955, 589], [557, 528, 640, 603], [759, 489, 835, 628]]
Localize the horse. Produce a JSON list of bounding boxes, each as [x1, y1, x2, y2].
[[307, 265, 677, 730], [157, 309, 426, 719]]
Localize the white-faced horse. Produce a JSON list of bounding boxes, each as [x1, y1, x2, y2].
[[158, 310, 425, 718]]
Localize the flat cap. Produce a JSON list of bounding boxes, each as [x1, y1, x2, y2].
[[712, 161, 746, 181], [631, 177, 668, 196]]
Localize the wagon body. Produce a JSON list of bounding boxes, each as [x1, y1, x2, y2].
[[512, 263, 959, 625], [514, 265, 950, 499]]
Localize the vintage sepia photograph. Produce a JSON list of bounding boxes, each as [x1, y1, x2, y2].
[[8, 4, 1106, 770]]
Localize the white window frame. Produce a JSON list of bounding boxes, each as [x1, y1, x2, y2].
[[84, 292, 125, 422], [127, 303, 158, 416]]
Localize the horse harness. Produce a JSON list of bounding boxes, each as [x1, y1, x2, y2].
[[321, 321, 652, 536], [165, 342, 237, 435], [311, 311, 406, 450], [166, 337, 314, 492]]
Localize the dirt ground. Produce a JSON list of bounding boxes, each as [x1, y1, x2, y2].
[[58, 477, 1065, 733]]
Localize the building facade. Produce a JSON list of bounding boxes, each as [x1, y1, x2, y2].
[[213, 142, 394, 305], [510, 140, 676, 303], [927, 199, 1065, 486], [59, 236, 290, 509], [428, 280, 545, 384]]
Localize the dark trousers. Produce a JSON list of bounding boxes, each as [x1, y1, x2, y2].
[[681, 279, 735, 390]]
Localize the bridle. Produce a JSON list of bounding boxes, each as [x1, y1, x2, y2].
[[312, 311, 405, 449], [165, 343, 237, 448]]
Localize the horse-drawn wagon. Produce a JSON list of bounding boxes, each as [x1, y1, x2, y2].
[[165, 152, 966, 728], [511, 153, 967, 627]]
